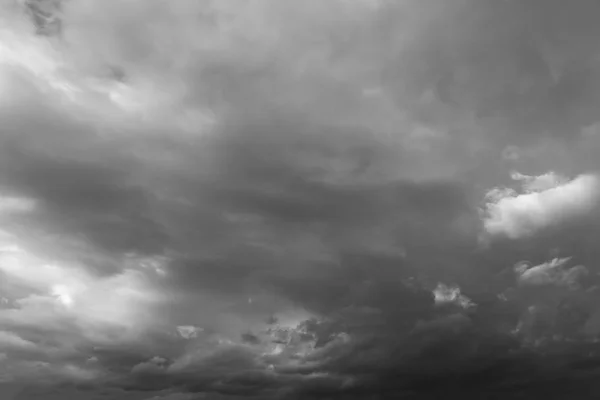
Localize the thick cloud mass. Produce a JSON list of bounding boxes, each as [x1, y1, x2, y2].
[[482, 172, 600, 239], [3, 0, 600, 399]]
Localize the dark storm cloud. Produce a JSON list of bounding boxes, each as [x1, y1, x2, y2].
[[380, 0, 600, 146], [6, 0, 600, 399], [0, 140, 167, 257]]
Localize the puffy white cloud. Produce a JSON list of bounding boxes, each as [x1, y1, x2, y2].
[[482, 172, 600, 239], [432, 283, 475, 310]]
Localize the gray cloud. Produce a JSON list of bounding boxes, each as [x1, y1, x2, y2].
[[5, 0, 600, 399]]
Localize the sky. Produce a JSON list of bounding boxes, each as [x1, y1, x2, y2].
[[3, 0, 600, 399]]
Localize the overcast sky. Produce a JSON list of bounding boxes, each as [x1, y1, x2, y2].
[[3, 0, 600, 399]]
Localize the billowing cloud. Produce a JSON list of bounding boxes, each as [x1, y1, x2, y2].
[[482, 172, 600, 239]]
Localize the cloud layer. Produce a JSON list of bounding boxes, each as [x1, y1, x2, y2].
[[3, 0, 600, 399]]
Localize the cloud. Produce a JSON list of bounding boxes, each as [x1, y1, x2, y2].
[[503, 257, 593, 340], [0, 236, 171, 386], [5, 0, 600, 398], [482, 172, 600, 239], [515, 257, 586, 289], [0, 331, 37, 352], [432, 283, 475, 310], [0, 245, 165, 338]]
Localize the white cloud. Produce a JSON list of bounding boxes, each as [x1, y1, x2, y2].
[[510, 171, 567, 193], [432, 283, 475, 310], [176, 325, 202, 340], [0, 233, 172, 383], [515, 257, 586, 289], [482, 172, 600, 239], [0, 237, 166, 346]]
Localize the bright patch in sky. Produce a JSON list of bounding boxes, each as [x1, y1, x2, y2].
[[483, 173, 600, 239], [50, 284, 73, 307]]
